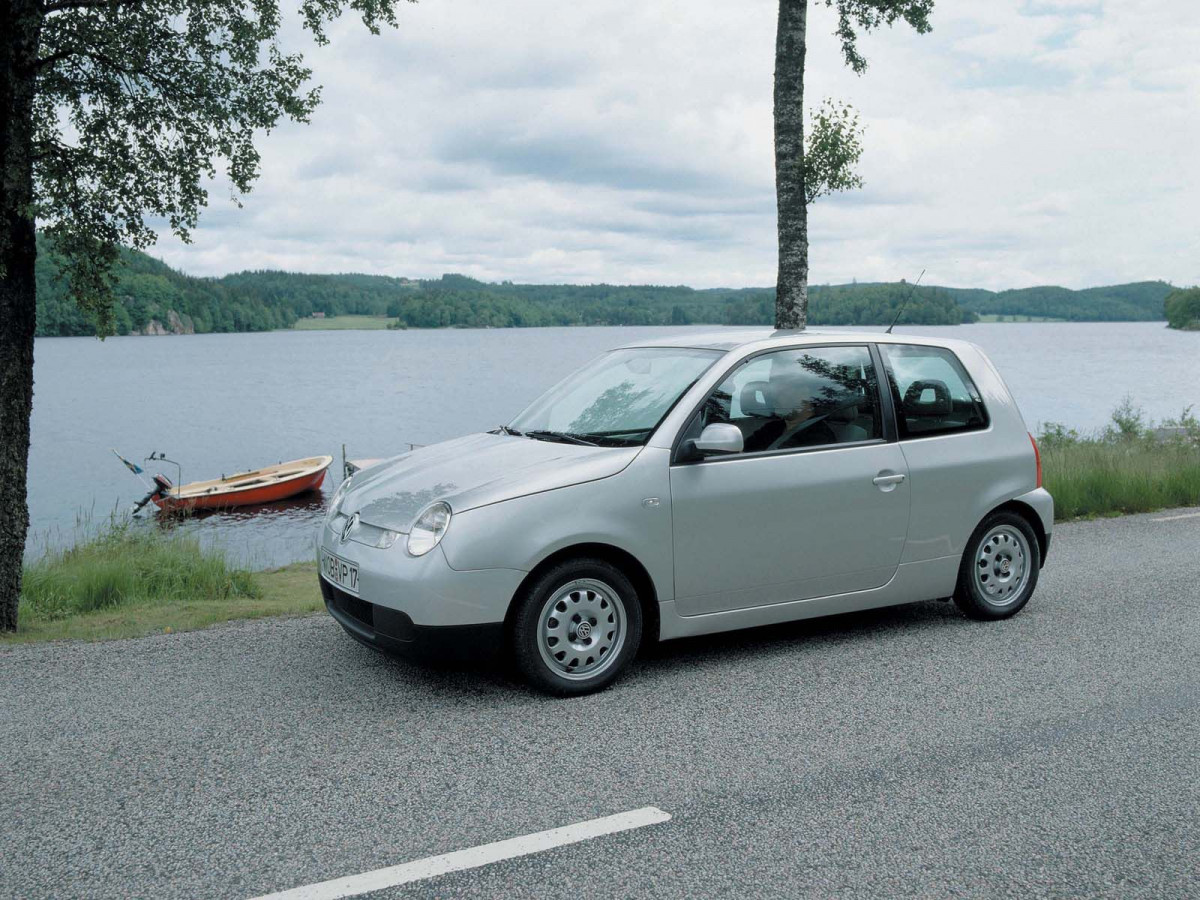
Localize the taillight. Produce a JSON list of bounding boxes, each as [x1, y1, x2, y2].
[[1029, 432, 1042, 488]]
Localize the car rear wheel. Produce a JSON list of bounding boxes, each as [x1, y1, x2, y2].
[[953, 511, 1041, 620], [511, 558, 642, 696]]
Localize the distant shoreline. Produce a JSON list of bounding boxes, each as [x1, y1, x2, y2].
[[31, 316, 1179, 338]]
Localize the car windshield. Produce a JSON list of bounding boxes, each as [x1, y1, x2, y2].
[[508, 347, 723, 447]]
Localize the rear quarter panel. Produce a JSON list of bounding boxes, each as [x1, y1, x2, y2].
[[896, 342, 1038, 563]]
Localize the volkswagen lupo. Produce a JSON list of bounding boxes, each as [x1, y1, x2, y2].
[[318, 330, 1052, 695]]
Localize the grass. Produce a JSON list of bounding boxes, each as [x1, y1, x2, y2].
[[4, 521, 321, 644], [291, 314, 396, 331], [1042, 440, 1200, 519], [1037, 399, 1200, 519], [976, 314, 1067, 323]]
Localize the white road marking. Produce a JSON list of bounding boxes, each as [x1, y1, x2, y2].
[[247, 806, 671, 900], [1152, 511, 1200, 521]]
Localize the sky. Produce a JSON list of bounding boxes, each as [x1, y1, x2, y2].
[[150, 0, 1199, 291]]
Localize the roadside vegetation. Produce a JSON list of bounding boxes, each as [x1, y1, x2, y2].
[[1038, 400, 1200, 519], [5, 520, 319, 644]]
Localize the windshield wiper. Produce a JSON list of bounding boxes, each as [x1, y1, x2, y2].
[[496, 424, 523, 436], [523, 430, 598, 446]]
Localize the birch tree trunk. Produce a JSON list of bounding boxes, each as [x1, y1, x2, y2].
[[774, 0, 809, 330], [0, 0, 42, 630]]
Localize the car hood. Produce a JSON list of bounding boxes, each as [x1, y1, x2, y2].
[[343, 433, 640, 532]]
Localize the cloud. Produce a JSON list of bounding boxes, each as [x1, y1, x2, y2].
[[146, 0, 1198, 290]]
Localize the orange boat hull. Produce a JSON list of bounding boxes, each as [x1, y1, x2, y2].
[[153, 463, 329, 513]]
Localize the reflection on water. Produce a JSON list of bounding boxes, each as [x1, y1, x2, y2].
[[28, 322, 1200, 567], [145, 491, 329, 569]]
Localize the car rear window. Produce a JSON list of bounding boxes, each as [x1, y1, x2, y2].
[[878, 344, 989, 438]]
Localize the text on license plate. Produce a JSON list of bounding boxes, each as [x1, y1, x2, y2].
[[321, 550, 359, 595]]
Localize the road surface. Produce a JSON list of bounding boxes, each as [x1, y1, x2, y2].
[[3, 508, 1198, 899]]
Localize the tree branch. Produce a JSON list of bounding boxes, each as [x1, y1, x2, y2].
[[41, 0, 143, 14]]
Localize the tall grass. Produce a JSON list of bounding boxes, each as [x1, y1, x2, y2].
[[20, 518, 259, 624], [1039, 400, 1200, 519], [1043, 441, 1200, 519]]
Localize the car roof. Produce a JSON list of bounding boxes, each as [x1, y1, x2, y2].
[[617, 328, 980, 354]]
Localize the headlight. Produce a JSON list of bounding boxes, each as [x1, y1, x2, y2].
[[327, 477, 351, 520], [406, 501, 451, 557]]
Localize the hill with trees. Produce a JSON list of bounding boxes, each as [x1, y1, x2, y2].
[[33, 241, 1175, 337], [945, 281, 1174, 322]]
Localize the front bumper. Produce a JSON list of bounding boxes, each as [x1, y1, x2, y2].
[[316, 517, 525, 662], [320, 577, 505, 663]]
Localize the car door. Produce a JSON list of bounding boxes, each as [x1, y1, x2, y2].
[[669, 343, 911, 617]]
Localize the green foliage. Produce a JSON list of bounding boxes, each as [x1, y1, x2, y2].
[[1162, 405, 1200, 440], [1035, 422, 1081, 451], [1164, 287, 1200, 330], [35, 236, 296, 335], [1037, 400, 1200, 519], [31, 0, 415, 336], [1106, 396, 1146, 441], [35, 252, 986, 332], [952, 281, 1174, 322], [1042, 442, 1200, 520], [804, 99, 865, 205], [20, 518, 259, 622], [823, 0, 935, 74], [37, 245, 1185, 335]]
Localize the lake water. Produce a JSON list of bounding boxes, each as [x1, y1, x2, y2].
[[27, 321, 1200, 566]]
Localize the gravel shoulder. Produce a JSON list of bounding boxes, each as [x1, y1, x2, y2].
[[2, 508, 1198, 899]]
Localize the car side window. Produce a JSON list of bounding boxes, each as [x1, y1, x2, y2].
[[878, 343, 988, 438], [682, 345, 884, 455]]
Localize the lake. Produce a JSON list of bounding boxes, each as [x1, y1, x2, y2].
[[27, 321, 1199, 566]]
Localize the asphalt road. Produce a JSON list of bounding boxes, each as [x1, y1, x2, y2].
[[3, 508, 1198, 900]]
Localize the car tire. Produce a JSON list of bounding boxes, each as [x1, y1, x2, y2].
[[953, 510, 1041, 621], [511, 558, 643, 696]]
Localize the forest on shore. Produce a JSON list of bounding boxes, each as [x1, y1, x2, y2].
[[34, 238, 1178, 337]]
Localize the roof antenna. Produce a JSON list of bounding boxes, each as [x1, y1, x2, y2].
[[885, 268, 925, 334]]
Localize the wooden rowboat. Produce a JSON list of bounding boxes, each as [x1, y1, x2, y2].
[[151, 455, 333, 513]]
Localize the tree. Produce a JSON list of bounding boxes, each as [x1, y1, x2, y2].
[[1164, 287, 1200, 331], [773, 0, 933, 330], [0, 0, 413, 630]]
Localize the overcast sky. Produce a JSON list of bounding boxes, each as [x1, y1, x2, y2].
[[152, 0, 1198, 291]]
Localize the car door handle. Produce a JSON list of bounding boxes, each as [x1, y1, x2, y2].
[[873, 473, 906, 486]]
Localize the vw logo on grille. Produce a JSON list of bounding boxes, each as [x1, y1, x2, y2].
[[576, 620, 592, 640], [340, 512, 359, 544]]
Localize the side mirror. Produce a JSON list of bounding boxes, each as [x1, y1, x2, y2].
[[681, 422, 744, 461]]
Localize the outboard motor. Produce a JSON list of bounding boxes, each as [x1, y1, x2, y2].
[[131, 473, 174, 515]]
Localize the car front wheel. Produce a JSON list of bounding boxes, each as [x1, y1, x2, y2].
[[511, 558, 643, 696]]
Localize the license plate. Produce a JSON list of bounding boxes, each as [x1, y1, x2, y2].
[[321, 549, 359, 595]]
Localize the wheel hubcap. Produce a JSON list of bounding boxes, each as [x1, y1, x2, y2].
[[974, 525, 1030, 606], [537, 578, 625, 681]]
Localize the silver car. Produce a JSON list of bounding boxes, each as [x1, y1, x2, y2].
[[318, 330, 1053, 695]]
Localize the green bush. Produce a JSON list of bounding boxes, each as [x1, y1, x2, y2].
[[20, 519, 259, 623]]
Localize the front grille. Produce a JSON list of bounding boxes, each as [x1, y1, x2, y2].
[[320, 578, 373, 629]]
